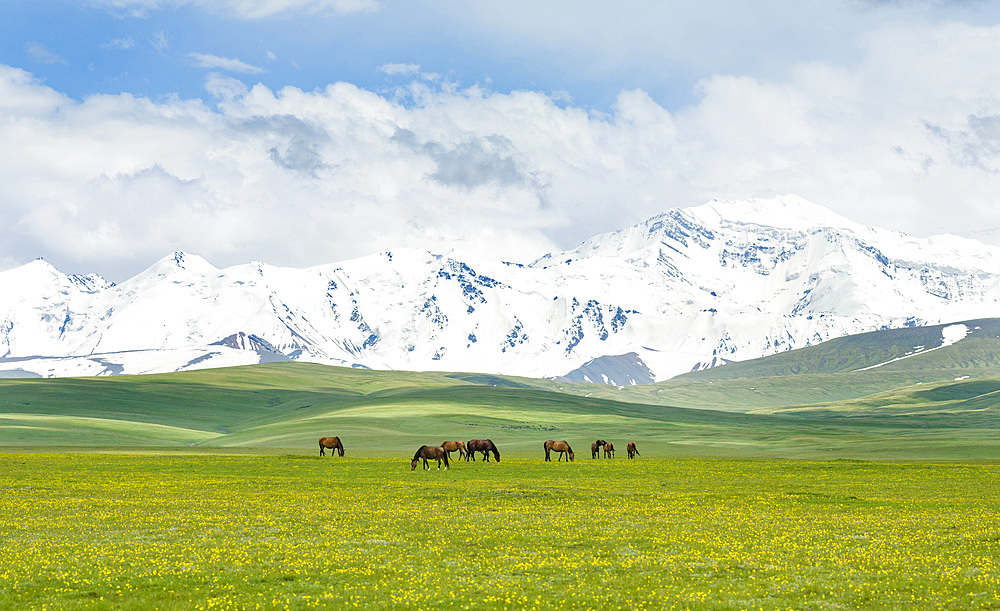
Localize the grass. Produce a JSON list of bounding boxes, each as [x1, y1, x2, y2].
[[2, 453, 1000, 609], [673, 318, 1000, 380], [2, 361, 1000, 459]]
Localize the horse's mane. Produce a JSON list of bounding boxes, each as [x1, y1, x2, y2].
[[412, 446, 426, 460]]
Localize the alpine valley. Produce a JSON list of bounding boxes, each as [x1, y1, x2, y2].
[[2, 195, 999, 383]]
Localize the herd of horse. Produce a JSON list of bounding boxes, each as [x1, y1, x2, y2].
[[546, 439, 640, 462], [319, 435, 640, 469], [411, 439, 500, 470]]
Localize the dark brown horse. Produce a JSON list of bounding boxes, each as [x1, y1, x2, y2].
[[466, 439, 500, 462], [441, 440, 467, 461], [603, 441, 615, 458], [411, 445, 450, 470], [544, 440, 574, 462], [626, 441, 640, 459], [591, 439, 607, 459], [318, 436, 345, 457]]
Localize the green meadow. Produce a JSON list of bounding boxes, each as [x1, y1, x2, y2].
[[2, 321, 1000, 607], [3, 454, 1000, 610]]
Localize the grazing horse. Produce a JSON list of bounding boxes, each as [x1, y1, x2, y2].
[[466, 439, 501, 462], [441, 440, 467, 461], [411, 445, 450, 471], [603, 441, 616, 458], [318, 436, 345, 457], [626, 441, 640, 459], [591, 439, 607, 459], [544, 440, 574, 462]]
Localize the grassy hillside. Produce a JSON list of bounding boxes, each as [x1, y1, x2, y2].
[[602, 318, 1000, 412], [2, 359, 999, 459], [674, 318, 1000, 380]]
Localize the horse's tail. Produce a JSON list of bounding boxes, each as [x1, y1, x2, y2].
[[443, 450, 450, 468]]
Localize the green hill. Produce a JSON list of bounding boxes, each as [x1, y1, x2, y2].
[[615, 318, 1000, 412], [3, 318, 1000, 458], [675, 318, 1000, 380], [1, 353, 999, 458]]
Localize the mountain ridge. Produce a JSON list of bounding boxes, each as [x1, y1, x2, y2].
[[2, 194, 999, 381]]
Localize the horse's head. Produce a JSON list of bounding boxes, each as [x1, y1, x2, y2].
[[411, 459, 419, 470], [568, 452, 575, 461]]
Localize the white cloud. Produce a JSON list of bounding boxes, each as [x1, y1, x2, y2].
[[187, 52, 264, 74], [102, 37, 137, 50], [6, 21, 1000, 279], [24, 42, 67, 65], [94, 0, 379, 18], [221, 0, 379, 18], [150, 30, 169, 52], [379, 63, 420, 76]]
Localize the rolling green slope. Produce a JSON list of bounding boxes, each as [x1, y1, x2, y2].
[[2, 319, 1000, 457], [608, 318, 1000, 412], [1, 358, 999, 458], [675, 318, 1000, 380], [0, 363, 789, 453]]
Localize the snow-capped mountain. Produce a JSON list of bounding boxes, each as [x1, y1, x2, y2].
[[2, 195, 999, 382]]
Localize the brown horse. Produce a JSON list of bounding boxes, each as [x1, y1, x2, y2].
[[441, 440, 467, 461], [411, 445, 450, 470], [318, 436, 345, 457], [544, 440, 574, 462], [626, 441, 640, 459], [603, 441, 615, 458], [466, 439, 500, 462], [591, 439, 607, 459]]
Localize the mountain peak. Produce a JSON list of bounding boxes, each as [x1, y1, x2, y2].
[[687, 195, 863, 233], [0, 257, 63, 282], [142, 251, 218, 277]]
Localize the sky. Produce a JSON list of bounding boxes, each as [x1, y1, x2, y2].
[[4, 1, 1000, 281]]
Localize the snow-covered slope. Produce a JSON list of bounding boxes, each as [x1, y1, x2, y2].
[[2, 195, 999, 381]]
